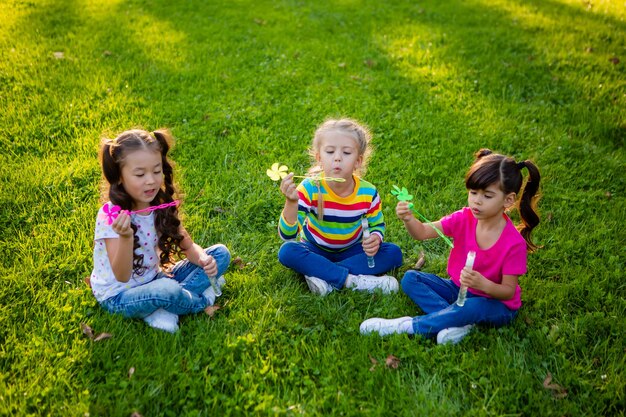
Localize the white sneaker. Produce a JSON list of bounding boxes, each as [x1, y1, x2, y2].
[[304, 275, 333, 296], [143, 308, 179, 333], [360, 316, 413, 336], [436, 324, 475, 344], [348, 274, 399, 294]]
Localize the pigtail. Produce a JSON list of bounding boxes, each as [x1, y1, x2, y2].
[[516, 160, 541, 252], [151, 129, 184, 268]]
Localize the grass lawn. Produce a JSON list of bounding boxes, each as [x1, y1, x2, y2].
[[0, 0, 624, 415]]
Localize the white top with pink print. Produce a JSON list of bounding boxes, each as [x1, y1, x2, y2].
[[90, 202, 160, 302]]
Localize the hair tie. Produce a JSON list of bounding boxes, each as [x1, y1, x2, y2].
[[517, 161, 526, 170]]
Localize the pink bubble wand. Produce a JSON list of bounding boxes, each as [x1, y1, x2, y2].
[[104, 200, 180, 225]]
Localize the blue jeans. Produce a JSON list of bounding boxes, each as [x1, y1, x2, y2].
[[101, 244, 231, 318], [401, 270, 517, 336], [278, 240, 403, 289]]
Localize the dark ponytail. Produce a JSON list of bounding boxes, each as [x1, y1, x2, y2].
[[516, 160, 541, 251]]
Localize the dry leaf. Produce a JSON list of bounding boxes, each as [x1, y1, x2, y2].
[[368, 354, 378, 372], [543, 372, 567, 398], [605, 191, 612, 199], [338, 62, 346, 68], [131, 412, 144, 417], [128, 367, 135, 379], [232, 256, 249, 270], [364, 59, 376, 67], [385, 355, 400, 369], [84, 276, 91, 287], [53, 51, 64, 59], [204, 305, 221, 317], [414, 251, 426, 270], [609, 57, 620, 65], [93, 333, 113, 342], [254, 18, 267, 25], [81, 323, 94, 339]]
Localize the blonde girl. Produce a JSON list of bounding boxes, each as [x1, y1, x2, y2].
[[277, 118, 402, 296]]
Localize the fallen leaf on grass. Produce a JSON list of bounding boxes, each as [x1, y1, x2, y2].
[[609, 57, 620, 65], [414, 251, 425, 270], [385, 355, 400, 369], [84, 276, 91, 287], [204, 305, 221, 317], [543, 372, 567, 399], [232, 256, 250, 270], [93, 333, 112, 342], [81, 323, 94, 339], [369, 354, 378, 372], [128, 367, 135, 379], [53, 51, 64, 59], [131, 412, 143, 417], [81, 323, 113, 342]]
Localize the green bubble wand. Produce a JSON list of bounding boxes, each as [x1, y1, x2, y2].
[[391, 185, 454, 249]]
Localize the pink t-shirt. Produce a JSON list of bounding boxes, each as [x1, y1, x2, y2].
[[440, 207, 527, 310]]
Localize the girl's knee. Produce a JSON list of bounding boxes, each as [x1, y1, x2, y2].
[[277, 241, 299, 265], [401, 270, 420, 291], [386, 243, 403, 267]]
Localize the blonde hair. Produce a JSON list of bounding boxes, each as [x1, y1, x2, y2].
[[307, 118, 374, 220], [308, 118, 373, 176]]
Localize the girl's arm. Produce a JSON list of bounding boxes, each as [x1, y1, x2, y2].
[[105, 211, 135, 283], [280, 173, 299, 225], [460, 270, 518, 300], [396, 201, 442, 241], [180, 227, 217, 277]]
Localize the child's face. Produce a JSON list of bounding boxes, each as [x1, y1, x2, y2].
[[120, 149, 163, 210], [316, 132, 362, 180], [467, 183, 515, 221]]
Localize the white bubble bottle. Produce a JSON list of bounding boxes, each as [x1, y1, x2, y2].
[[361, 218, 375, 268], [456, 251, 476, 307]]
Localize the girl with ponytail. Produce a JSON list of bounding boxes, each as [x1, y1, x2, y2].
[[90, 128, 230, 332], [361, 149, 541, 344]]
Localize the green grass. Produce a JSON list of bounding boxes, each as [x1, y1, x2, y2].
[[1, 0, 625, 415]]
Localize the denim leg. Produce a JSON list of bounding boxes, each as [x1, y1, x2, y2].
[[412, 295, 518, 337], [168, 244, 231, 295], [336, 242, 403, 276], [401, 270, 459, 313], [100, 277, 209, 318], [278, 241, 349, 289]]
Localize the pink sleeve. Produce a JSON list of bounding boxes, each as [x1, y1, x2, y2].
[[440, 208, 466, 238]]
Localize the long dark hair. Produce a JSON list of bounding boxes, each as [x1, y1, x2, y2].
[[99, 129, 183, 274], [465, 149, 541, 251]]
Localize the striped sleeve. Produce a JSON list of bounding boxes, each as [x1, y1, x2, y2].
[[278, 180, 315, 241], [365, 185, 385, 241]]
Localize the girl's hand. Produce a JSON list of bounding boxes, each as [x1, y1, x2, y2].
[[199, 254, 218, 277], [280, 173, 299, 202], [362, 234, 381, 257], [111, 210, 133, 238], [396, 201, 414, 223], [459, 267, 488, 291]]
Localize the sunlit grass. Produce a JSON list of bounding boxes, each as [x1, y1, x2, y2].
[[0, 0, 624, 415]]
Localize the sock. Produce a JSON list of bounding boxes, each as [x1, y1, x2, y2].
[[400, 318, 415, 335]]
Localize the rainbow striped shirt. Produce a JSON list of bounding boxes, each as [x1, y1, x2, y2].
[[278, 175, 385, 252]]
